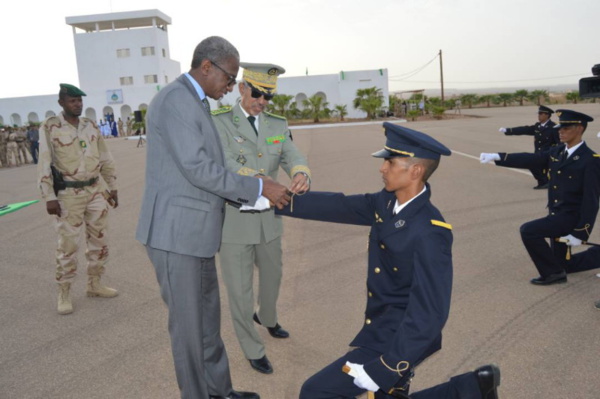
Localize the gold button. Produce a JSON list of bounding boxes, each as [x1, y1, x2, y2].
[[258, 153, 263, 158], [239, 149, 243, 153], [554, 200, 558, 203], [393, 267, 398, 272], [380, 244, 385, 249], [374, 267, 381, 274], [259, 169, 265, 173], [553, 186, 557, 189], [365, 319, 371, 325], [368, 292, 373, 297], [558, 171, 561, 174]]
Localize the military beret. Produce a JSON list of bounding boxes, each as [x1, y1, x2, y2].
[[240, 62, 285, 94], [554, 109, 594, 128], [373, 122, 451, 161], [59, 83, 86, 97], [538, 105, 554, 114]]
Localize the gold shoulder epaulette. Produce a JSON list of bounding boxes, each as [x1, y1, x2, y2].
[[431, 220, 452, 230], [264, 111, 286, 121], [211, 106, 232, 116]]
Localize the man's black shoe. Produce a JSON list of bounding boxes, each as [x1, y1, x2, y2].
[[533, 183, 549, 190], [209, 390, 260, 399], [253, 313, 289, 338], [475, 364, 500, 399], [530, 271, 567, 285], [249, 355, 273, 374]]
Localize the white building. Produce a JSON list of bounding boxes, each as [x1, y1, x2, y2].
[[0, 9, 388, 126], [218, 69, 389, 119], [0, 9, 180, 127]]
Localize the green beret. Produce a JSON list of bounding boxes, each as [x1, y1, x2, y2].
[[59, 83, 86, 97]]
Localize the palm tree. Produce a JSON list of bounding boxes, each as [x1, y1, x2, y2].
[[529, 90, 549, 106], [302, 94, 329, 123], [496, 93, 514, 107], [333, 104, 348, 121], [514, 90, 529, 106], [353, 87, 384, 120], [565, 91, 580, 104], [287, 102, 301, 119], [270, 94, 293, 116], [459, 93, 478, 109], [478, 94, 496, 108]]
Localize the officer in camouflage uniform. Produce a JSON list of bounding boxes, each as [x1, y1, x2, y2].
[[0, 128, 8, 167], [7, 127, 20, 166], [16, 127, 30, 164], [212, 63, 311, 375], [38, 83, 119, 315]]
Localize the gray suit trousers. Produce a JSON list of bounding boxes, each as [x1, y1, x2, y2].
[[147, 246, 232, 399]]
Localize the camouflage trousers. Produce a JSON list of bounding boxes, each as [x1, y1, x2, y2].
[[0, 145, 7, 167], [17, 142, 29, 164], [54, 187, 110, 282], [6, 142, 20, 166]]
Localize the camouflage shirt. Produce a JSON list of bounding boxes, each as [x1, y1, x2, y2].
[[38, 112, 117, 201]]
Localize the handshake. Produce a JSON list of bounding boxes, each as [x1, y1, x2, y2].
[[245, 174, 310, 211]]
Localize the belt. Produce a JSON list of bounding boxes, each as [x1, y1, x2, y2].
[[240, 208, 273, 214], [63, 177, 99, 188]]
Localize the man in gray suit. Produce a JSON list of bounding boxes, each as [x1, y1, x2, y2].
[[136, 36, 290, 399]]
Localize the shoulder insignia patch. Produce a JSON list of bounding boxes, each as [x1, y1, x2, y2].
[[211, 106, 232, 116], [431, 220, 452, 230], [264, 111, 287, 121]]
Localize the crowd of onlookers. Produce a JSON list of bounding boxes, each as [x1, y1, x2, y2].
[[0, 125, 39, 167]]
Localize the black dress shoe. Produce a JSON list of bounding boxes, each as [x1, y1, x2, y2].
[[530, 271, 567, 285], [209, 390, 260, 399], [253, 313, 289, 338], [533, 183, 549, 190], [475, 364, 500, 399], [249, 355, 273, 374]]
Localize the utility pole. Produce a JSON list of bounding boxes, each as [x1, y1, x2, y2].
[[439, 49, 445, 102]]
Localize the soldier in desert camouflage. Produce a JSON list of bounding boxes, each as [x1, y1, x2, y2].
[[38, 83, 119, 315]]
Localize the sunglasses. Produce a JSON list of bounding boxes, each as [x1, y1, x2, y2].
[[249, 85, 274, 101], [210, 60, 237, 86]]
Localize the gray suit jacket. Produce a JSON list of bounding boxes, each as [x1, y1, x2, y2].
[[136, 74, 260, 258]]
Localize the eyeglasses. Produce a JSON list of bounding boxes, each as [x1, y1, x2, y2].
[[248, 84, 274, 101], [210, 60, 237, 86]]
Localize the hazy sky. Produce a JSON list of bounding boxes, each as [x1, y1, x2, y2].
[[2, 0, 599, 98]]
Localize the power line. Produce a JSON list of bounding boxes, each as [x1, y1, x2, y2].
[[388, 53, 439, 81]]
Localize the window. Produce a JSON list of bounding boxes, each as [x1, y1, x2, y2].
[[120, 76, 134, 86], [116, 48, 130, 58], [144, 75, 158, 84], [141, 46, 155, 56], [162, 48, 166, 57]]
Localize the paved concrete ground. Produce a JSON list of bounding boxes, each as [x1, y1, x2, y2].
[[1, 104, 599, 399]]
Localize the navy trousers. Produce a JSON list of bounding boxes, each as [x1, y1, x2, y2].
[[520, 212, 599, 277], [299, 347, 480, 399]]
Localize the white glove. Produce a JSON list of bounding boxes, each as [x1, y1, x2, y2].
[[240, 195, 270, 211], [559, 234, 582, 247], [345, 362, 380, 392], [480, 153, 501, 164], [499, 127, 507, 133]]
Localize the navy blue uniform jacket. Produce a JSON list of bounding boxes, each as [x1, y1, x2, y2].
[[496, 142, 600, 240], [276, 184, 453, 392], [505, 120, 559, 153]]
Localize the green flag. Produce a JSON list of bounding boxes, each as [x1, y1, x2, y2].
[[0, 200, 39, 217]]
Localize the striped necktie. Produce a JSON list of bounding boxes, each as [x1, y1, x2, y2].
[[202, 98, 211, 113]]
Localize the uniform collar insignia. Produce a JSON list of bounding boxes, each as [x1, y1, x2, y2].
[[395, 220, 406, 228]]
